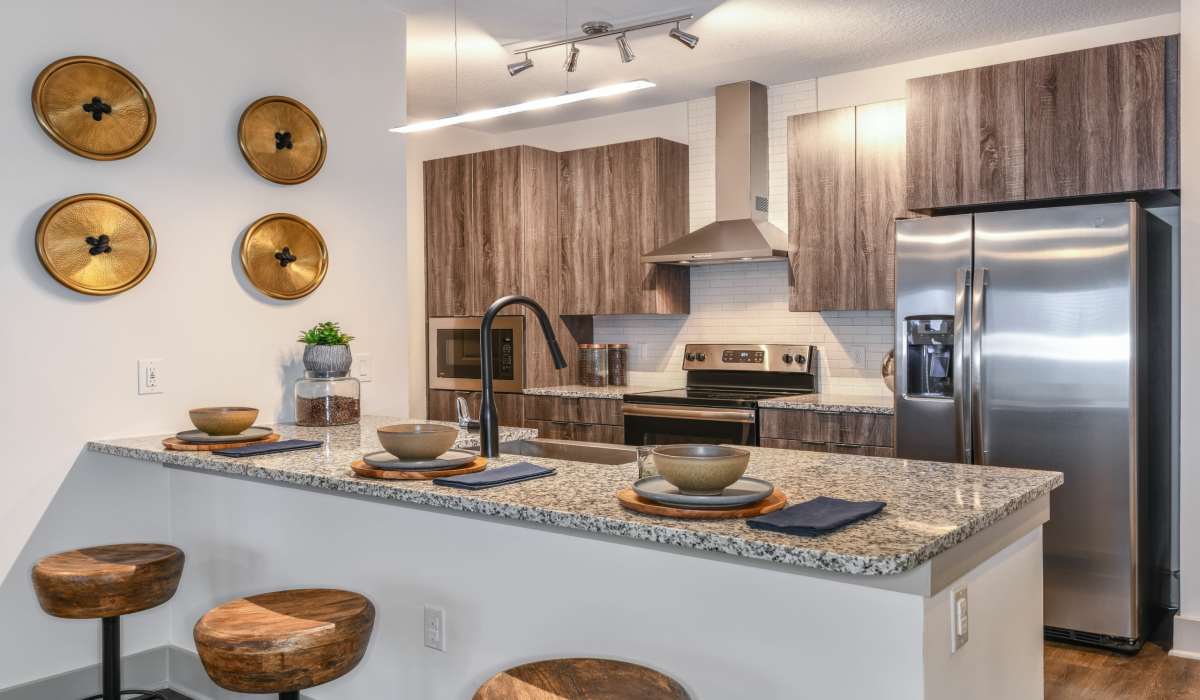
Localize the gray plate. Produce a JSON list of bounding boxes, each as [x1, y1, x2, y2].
[[632, 476, 774, 509], [362, 448, 477, 471], [176, 426, 274, 444]]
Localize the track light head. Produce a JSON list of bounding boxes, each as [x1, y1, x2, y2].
[[616, 34, 635, 63], [507, 54, 534, 76], [669, 24, 699, 49], [564, 44, 579, 72]]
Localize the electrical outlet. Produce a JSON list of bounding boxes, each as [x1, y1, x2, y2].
[[356, 353, 373, 382], [951, 586, 969, 652], [424, 605, 446, 652], [138, 359, 163, 395]]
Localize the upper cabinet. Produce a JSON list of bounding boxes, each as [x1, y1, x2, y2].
[[559, 138, 690, 315], [788, 99, 907, 311], [424, 146, 558, 317], [906, 35, 1179, 210]]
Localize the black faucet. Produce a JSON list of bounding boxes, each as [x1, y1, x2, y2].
[[479, 295, 567, 457]]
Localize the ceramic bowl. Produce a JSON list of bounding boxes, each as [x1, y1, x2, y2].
[[188, 407, 259, 436], [378, 423, 459, 461], [651, 444, 752, 495]]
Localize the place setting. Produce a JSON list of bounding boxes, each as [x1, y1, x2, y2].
[[351, 423, 488, 480], [163, 407, 281, 451], [617, 445, 788, 519]]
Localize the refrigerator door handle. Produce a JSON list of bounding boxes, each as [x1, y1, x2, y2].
[[970, 267, 989, 464], [953, 268, 973, 463]]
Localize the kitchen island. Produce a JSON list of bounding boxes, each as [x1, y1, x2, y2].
[[90, 416, 1061, 699]]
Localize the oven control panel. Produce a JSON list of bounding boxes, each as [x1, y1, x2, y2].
[[682, 344, 816, 373]]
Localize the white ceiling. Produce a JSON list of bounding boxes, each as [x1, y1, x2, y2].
[[401, 0, 1177, 133]]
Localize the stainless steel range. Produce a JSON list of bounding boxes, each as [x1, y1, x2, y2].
[[623, 344, 817, 446]]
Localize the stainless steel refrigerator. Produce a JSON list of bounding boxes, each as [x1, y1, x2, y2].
[[894, 201, 1173, 650]]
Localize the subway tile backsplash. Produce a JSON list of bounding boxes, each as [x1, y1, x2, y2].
[[594, 79, 894, 397], [592, 262, 895, 396]]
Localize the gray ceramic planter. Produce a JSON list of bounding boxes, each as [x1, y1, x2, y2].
[[303, 344, 352, 377]]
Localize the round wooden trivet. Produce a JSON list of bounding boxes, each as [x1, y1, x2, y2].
[[350, 457, 487, 480], [162, 433, 281, 451], [616, 487, 787, 520]]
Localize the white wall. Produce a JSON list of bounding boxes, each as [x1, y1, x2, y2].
[[1174, 0, 1200, 659], [0, 0, 407, 688]]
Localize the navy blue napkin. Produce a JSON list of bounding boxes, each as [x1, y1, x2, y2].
[[747, 496, 885, 536], [433, 461, 555, 490], [214, 439, 323, 457]]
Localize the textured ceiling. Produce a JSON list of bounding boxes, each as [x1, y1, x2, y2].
[[401, 0, 1178, 133]]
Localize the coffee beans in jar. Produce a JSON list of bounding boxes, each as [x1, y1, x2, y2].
[[577, 344, 608, 387], [606, 343, 629, 386]]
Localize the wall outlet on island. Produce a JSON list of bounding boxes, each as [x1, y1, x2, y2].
[[138, 358, 164, 395], [356, 353, 372, 382], [951, 585, 969, 652], [424, 605, 446, 652]]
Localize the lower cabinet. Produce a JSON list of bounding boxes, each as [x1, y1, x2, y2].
[[759, 409, 894, 456], [427, 389, 525, 425], [523, 395, 625, 444]]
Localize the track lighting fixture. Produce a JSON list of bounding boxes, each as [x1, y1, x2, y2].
[[507, 54, 533, 76], [506, 13, 697, 77], [669, 23, 700, 49], [616, 34, 635, 63]]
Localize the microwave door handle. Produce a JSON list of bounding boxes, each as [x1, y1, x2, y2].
[[970, 267, 988, 464], [953, 268, 973, 463]]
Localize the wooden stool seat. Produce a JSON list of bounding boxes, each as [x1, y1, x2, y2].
[[32, 543, 184, 619], [474, 658, 690, 700], [194, 588, 375, 695]]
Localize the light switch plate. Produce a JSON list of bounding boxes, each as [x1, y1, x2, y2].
[[951, 586, 969, 652], [138, 359, 163, 395], [424, 605, 446, 651], [356, 353, 373, 382]]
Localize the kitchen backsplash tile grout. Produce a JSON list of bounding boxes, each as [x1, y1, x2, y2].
[[600, 79, 892, 398]]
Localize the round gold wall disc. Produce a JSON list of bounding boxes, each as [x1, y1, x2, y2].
[[32, 56, 156, 160], [238, 96, 327, 185], [240, 213, 328, 299], [36, 194, 156, 295]]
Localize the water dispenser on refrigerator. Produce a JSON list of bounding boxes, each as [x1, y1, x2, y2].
[[904, 316, 953, 398]]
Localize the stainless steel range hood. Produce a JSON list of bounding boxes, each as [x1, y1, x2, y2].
[[643, 81, 788, 265]]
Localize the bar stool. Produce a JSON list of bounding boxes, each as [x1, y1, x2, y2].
[[194, 588, 375, 699], [32, 543, 185, 700], [474, 658, 690, 699]]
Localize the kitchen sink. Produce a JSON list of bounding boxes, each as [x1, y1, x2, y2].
[[502, 438, 636, 465]]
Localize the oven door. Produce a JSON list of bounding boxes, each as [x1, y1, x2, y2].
[[428, 317, 524, 392], [622, 404, 757, 446]]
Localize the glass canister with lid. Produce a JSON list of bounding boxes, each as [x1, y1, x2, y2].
[[606, 343, 629, 386], [294, 371, 361, 426], [577, 344, 609, 387]]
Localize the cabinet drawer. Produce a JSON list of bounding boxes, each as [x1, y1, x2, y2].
[[573, 423, 625, 445], [760, 410, 841, 442], [428, 390, 524, 424], [524, 419, 574, 440], [578, 398, 623, 426], [524, 395, 577, 422], [759, 438, 829, 452], [839, 414, 894, 447]]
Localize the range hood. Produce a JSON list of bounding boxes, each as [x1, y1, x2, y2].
[[643, 81, 788, 265]]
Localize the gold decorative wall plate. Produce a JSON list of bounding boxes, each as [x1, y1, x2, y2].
[[238, 96, 327, 185], [36, 194, 156, 295], [32, 56, 156, 160], [240, 213, 328, 299]]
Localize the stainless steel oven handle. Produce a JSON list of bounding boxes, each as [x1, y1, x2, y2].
[[953, 268, 972, 463], [970, 267, 988, 465], [621, 404, 757, 424]]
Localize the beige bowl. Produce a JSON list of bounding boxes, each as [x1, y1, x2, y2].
[[189, 407, 259, 436], [652, 444, 751, 496], [378, 423, 460, 461]]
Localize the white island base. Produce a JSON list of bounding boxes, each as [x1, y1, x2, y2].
[[162, 467, 1046, 700]]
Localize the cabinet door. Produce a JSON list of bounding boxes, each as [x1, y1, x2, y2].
[[788, 108, 855, 312], [573, 423, 624, 445], [427, 390, 524, 425], [854, 100, 907, 310], [524, 419, 574, 440], [908, 62, 1025, 209], [424, 156, 471, 317], [559, 139, 689, 315], [1025, 37, 1171, 199], [466, 149, 524, 314], [524, 395, 577, 422]]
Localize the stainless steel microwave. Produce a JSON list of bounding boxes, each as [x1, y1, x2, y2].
[[427, 317, 524, 393]]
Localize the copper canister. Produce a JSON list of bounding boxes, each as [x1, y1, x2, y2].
[[578, 344, 608, 387], [606, 343, 629, 386]]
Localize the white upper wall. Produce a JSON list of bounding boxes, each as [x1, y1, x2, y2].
[[0, 0, 407, 657]]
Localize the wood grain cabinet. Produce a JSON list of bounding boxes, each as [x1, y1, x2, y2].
[[906, 35, 1179, 210], [759, 409, 894, 456], [788, 99, 907, 311], [559, 138, 690, 316], [427, 389, 525, 425], [523, 395, 624, 444]]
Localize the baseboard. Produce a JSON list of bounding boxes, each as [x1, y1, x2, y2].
[[0, 646, 168, 700], [1169, 613, 1200, 659], [0, 646, 313, 700]]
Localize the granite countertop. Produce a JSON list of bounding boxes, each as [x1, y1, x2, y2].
[[758, 393, 896, 414], [523, 384, 669, 399], [89, 415, 1060, 577]]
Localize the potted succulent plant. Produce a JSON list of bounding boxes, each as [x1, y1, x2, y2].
[[298, 321, 355, 377]]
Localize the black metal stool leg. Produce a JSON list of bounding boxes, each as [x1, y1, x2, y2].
[[280, 692, 301, 700], [78, 617, 169, 700]]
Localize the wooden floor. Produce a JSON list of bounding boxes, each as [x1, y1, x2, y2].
[[1046, 642, 1200, 699]]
